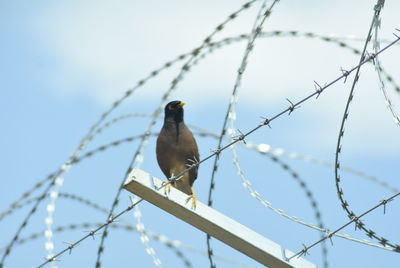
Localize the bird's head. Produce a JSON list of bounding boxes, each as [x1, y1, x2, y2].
[[164, 100, 186, 123]]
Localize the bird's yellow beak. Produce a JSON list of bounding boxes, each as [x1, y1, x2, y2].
[[178, 101, 186, 108]]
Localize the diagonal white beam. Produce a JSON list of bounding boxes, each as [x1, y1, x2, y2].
[[123, 168, 317, 268]]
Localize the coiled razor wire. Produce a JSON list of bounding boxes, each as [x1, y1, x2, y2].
[[372, 8, 400, 127], [1, 120, 397, 260], [2, 7, 399, 268], [335, 0, 400, 252], [4, 28, 399, 226]]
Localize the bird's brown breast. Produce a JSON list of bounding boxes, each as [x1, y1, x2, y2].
[[156, 124, 199, 194]]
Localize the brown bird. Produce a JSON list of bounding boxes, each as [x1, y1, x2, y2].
[[156, 100, 200, 209]]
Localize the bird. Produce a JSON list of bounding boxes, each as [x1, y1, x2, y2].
[[156, 100, 200, 209]]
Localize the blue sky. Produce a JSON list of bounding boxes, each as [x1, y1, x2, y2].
[[1, 1, 400, 268]]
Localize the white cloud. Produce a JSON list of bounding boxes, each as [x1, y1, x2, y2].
[[28, 0, 399, 101], [26, 0, 400, 154]]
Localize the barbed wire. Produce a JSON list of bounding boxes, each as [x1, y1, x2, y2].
[[288, 191, 400, 260], [206, 0, 279, 267], [334, 0, 400, 252]]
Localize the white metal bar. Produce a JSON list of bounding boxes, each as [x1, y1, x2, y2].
[[123, 168, 317, 268]]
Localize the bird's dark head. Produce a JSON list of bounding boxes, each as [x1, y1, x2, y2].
[[164, 100, 186, 123]]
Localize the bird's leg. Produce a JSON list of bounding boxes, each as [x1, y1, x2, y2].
[[161, 173, 174, 195], [185, 187, 197, 209]]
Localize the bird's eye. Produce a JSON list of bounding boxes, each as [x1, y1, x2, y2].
[[168, 105, 175, 110]]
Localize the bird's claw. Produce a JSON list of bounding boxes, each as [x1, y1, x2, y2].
[[185, 194, 197, 210], [161, 180, 172, 195], [186, 156, 199, 167]]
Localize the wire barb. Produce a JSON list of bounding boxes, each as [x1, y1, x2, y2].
[[233, 129, 247, 144], [84, 230, 101, 240], [380, 198, 389, 214], [366, 51, 377, 64], [313, 80, 324, 97], [211, 147, 222, 159], [339, 68, 350, 83], [62, 241, 74, 255], [326, 230, 334, 246], [298, 244, 310, 257], [260, 117, 272, 128], [45, 256, 59, 263], [286, 98, 299, 115]]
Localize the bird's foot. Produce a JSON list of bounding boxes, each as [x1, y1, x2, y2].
[[186, 155, 199, 168], [161, 180, 172, 195], [185, 194, 197, 210]]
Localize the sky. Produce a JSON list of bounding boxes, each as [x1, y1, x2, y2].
[[1, 0, 400, 268]]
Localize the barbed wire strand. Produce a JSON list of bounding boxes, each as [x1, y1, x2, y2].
[[93, 1, 261, 267], [205, 1, 279, 267], [334, 0, 400, 251], [288, 191, 400, 260]]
